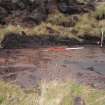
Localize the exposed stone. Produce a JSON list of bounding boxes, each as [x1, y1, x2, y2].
[[74, 97, 85, 105]]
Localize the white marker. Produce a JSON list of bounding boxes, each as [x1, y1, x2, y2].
[[65, 47, 84, 50]]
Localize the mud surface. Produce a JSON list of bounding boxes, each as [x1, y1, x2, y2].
[[0, 46, 105, 89]]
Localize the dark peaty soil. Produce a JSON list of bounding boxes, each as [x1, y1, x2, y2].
[[0, 47, 105, 89]]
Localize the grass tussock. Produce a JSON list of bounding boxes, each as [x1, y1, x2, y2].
[[46, 13, 71, 26], [74, 14, 99, 36], [0, 81, 38, 105], [0, 23, 78, 43], [0, 81, 105, 105], [76, 0, 90, 4], [95, 3, 105, 20]]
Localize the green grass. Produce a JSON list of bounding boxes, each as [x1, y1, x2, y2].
[[0, 97, 4, 104], [0, 80, 105, 105]]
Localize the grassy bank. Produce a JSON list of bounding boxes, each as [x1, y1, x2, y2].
[[0, 15, 103, 42], [0, 81, 105, 105], [0, 3, 105, 48]]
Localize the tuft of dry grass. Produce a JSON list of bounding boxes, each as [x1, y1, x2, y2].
[[0, 81, 38, 105], [39, 81, 105, 105], [0, 80, 105, 105], [74, 14, 102, 37], [46, 13, 71, 25], [0, 23, 79, 43], [94, 3, 105, 20]]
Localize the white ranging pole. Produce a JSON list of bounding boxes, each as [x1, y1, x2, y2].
[[101, 29, 104, 47]]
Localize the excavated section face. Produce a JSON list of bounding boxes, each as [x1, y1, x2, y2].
[[0, 47, 105, 89]]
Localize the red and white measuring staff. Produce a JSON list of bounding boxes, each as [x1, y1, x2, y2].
[[43, 47, 84, 52]]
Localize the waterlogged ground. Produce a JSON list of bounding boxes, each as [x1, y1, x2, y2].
[[0, 46, 105, 89]]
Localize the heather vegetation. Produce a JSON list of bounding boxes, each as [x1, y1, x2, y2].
[[0, 0, 104, 47]]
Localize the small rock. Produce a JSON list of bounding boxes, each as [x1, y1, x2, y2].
[[74, 97, 85, 105], [87, 67, 94, 71]]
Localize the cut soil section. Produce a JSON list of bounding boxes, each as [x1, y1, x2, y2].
[[0, 47, 105, 89]]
